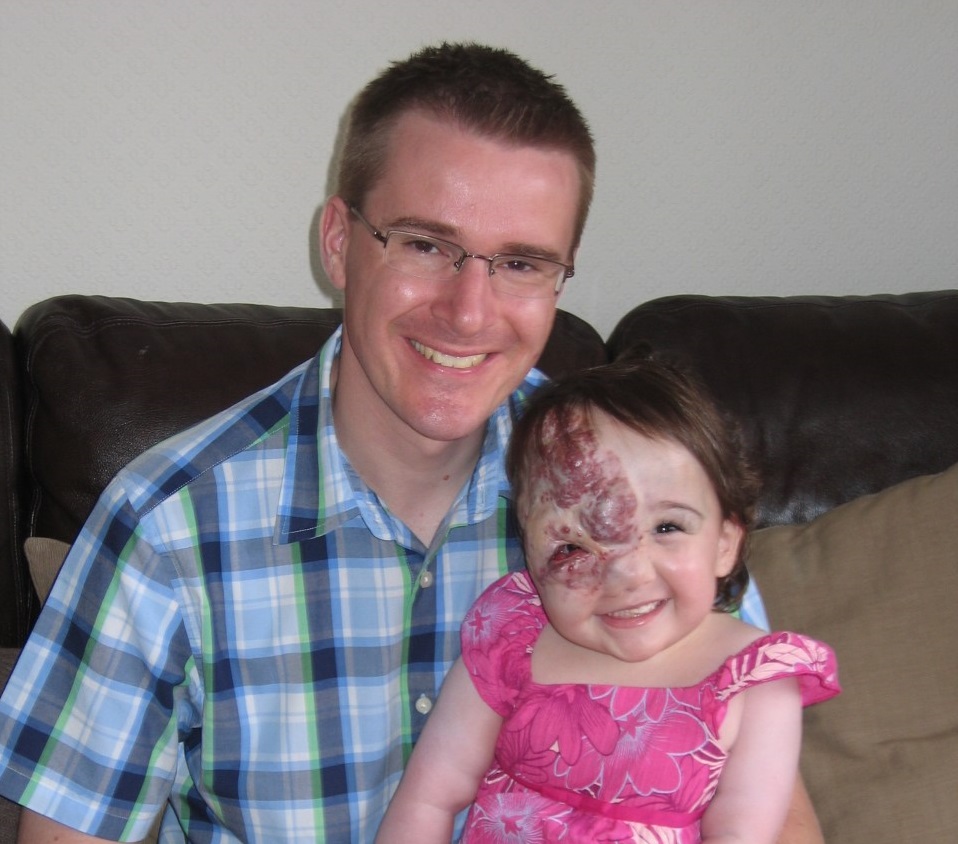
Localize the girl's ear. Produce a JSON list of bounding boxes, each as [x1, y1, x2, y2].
[[318, 196, 352, 291], [715, 518, 745, 578]]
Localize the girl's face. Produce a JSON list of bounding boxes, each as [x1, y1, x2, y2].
[[519, 409, 743, 666]]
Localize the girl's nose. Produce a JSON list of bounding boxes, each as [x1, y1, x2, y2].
[[606, 545, 655, 590]]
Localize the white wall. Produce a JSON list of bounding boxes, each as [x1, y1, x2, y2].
[[2, 1, 956, 339]]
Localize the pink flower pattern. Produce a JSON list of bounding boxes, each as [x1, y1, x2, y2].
[[459, 572, 840, 843]]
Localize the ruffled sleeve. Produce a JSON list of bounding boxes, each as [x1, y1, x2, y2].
[[713, 632, 841, 707], [460, 571, 544, 717]]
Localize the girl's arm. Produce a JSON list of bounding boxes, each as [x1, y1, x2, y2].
[[375, 658, 503, 843], [701, 678, 804, 844]]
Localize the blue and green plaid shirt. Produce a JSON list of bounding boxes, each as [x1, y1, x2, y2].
[[0, 327, 767, 842], [0, 328, 535, 841]]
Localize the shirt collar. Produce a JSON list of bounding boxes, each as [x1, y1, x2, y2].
[[275, 325, 547, 545]]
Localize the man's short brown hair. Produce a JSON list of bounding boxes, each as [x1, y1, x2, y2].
[[335, 42, 596, 247]]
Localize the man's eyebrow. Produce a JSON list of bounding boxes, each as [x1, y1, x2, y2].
[[384, 216, 457, 237], [501, 242, 566, 262]]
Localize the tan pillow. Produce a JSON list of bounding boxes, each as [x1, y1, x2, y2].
[[23, 536, 71, 604], [748, 461, 958, 844]]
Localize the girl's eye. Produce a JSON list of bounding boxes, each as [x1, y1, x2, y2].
[[655, 522, 683, 535], [549, 543, 585, 568]]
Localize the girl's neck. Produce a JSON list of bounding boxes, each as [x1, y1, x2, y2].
[[530, 613, 762, 689]]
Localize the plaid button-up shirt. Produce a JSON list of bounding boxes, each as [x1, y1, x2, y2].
[[0, 328, 538, 842]]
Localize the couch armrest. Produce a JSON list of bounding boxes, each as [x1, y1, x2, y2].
[[0, 320, 33, 647]]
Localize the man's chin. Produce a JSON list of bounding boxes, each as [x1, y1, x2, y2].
[[406, 404, 495, 444]]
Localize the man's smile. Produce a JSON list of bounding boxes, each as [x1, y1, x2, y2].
[[411, 339, 488, 369]]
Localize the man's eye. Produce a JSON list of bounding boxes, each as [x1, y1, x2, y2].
[[405, 238, 441, 256], [499, 257, 550, 277], [502, 258, 536, 273]]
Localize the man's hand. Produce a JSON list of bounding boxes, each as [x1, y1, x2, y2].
[[18, 808, 117, 844], [776, 776, 824, 844]]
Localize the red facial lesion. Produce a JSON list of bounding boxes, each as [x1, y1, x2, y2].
[[522, 408, 638, 591], [539, 538, 604, 591]]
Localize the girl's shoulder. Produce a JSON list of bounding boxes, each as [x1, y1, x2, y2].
[[464, 570, 544, 637], [460, 571, 546, 716]]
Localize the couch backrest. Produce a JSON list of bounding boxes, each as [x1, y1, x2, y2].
[[608, 290, 958, 528], [10, 295, 606, 640], [9, 290, 958, 644]]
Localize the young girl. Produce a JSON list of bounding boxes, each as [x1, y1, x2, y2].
[[377, 358, 840, 843]]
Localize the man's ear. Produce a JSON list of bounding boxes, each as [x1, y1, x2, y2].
[[555, 244, 579, 303], [318, 196, 351, 291], [716, 519, 745, 578]]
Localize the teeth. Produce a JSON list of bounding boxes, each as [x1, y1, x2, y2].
[[412, 340, 487, 369], [608, 600, 663, 619]]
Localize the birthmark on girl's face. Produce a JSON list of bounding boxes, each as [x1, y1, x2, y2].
[[523, 408, 638, 591]]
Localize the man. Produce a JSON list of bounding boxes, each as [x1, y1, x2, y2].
[[0, 43, 821, 842]]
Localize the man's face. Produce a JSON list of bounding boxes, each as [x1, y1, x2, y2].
[[322, 111, 582, 447]]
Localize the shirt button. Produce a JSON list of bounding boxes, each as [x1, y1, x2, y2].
[[419, 570, 434, 588], [415, 694, 433, 715]]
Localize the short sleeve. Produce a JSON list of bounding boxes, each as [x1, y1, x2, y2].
[[460, 572, 542, 718], [714, 632, 841, 708], [0, 477, 189, 840]]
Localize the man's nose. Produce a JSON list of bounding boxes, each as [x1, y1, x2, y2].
[[434, 256, 496, 333]]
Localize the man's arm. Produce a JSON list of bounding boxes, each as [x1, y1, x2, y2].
[[18, 808, 115, 844], [776, 776, 824, 844]]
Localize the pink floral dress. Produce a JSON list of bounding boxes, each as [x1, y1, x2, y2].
[[459, 572, 840, 843]]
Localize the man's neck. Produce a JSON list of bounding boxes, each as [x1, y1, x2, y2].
[[331, 361, 487, 546]]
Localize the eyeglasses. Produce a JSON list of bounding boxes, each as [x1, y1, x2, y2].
[[348, 205, 573, 299]]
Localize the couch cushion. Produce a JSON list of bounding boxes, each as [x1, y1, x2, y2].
[[23, 537, 70, 605], [747, 460, 958, 844], [607, 291, 958, 528]]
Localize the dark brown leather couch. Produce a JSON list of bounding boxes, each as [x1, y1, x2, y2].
[[2, 290, 956, 842]]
